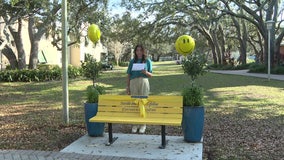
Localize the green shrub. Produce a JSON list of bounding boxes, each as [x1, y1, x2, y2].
[[50, 66, 62, 80], [68, 65, 82, 79], [81, 54, 102, 84], [119, 61, 129, 67], [234, 63, 251, 70], [207, 63, 251, 70], [86, 85, 106, 103], [0, 65, 81, 82], [249, 63, 267, 73], [221, 65, 235, 70], [182, 54, 207, 82], [272, 66, 284, 74], [182, 84, 204, 106], [247, 63, 284, 74], [206, 64, 218, 69]]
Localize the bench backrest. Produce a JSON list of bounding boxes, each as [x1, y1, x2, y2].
[[97, 95, 183, 119]]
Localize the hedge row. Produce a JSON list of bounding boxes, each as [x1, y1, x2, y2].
[[0, 65, 82, 82], [248, 63, 284, 74]]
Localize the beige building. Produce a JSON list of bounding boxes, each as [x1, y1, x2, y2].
[[0, 19, 106, 70]]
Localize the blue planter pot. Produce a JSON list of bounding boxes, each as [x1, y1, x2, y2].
[[182, 106, 204, 142], [84, 103, 105, 137]]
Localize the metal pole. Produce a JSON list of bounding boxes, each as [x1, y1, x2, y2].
[[0, 51, 2, 71], [266, 20, 274, 81], [268, 29, 271, 81], [62, 0, 69, 124]]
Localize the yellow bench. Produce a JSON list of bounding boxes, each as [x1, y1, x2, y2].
[[89, 95, 183, 149]]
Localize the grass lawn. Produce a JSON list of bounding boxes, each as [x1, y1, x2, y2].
[[0, 61, 283, 159]]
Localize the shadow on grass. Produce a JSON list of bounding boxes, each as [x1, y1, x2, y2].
[[0, 79, 90, 107], [98, 70, 281, 92], [1, 67, 283, 158]]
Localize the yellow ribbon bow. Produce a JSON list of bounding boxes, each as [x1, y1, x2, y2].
[[135, 98, 148, 118]]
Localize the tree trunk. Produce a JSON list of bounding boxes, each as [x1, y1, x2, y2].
[[268, 27, 276, 67], [257, 32, 264, 64], [231, 15, 247, 65], [29, 39, 40, 69], [210, 44, 218, 64], [156, 54, 162, 62], [194, 26, 217, 64], [2, 45, 18, 69], [275, 28, 284, 66], [218, 25, 226, 65], [264, 0, 277, 67], [28, 15, 41, 69], [8, 18, 26, 70], [240, 18, 248, 65], [212, 32, 221, 64], [116, 58, 119, 67]]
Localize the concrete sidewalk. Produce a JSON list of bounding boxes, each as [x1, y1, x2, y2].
[[0, 133, 202, 160], [210, 69, 284, 81], [61, 133, 202, 160], [0, 149, 150, 160]]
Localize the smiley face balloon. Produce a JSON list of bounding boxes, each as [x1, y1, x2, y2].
[[175, 35, 195, 56], [87, 24, 101, 43]]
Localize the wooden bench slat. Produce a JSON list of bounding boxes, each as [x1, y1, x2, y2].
[[99, 95, 182, 107], [98, 95, 182, 114], [89, 116, 181, 126], [95, 112, 182, 119], [97, 106, 182, 114]]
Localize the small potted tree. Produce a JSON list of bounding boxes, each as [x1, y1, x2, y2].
[[84, 85, 105, 137], [81, 54, 102, 86], [181, 53, 207, 142], [81, 54, 105, 137]]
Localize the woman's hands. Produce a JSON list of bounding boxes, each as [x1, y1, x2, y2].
[[126, 87, 130, 95], [126, 75, 130, 95], [141, 69, 152, 78]]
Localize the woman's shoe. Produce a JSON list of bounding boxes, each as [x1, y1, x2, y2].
[[132, 126, 138, 133], [139, 124, 146, 134]]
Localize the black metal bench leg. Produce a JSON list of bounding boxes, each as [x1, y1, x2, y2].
[[106, 123, 118, 146], [159, 125, 167, 149]]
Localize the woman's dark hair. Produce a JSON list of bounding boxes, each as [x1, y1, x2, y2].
[[134, 44, 147, 63]]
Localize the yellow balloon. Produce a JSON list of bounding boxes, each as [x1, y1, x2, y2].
[[87, 24, 101, 43], [175, 35, 195, 56]]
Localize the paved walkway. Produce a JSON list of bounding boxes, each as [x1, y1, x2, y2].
[[61, 134, 202, 160], [210, 69, 284, 81], [1, 69, 283, 160], [0, 149, 153, 160]]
